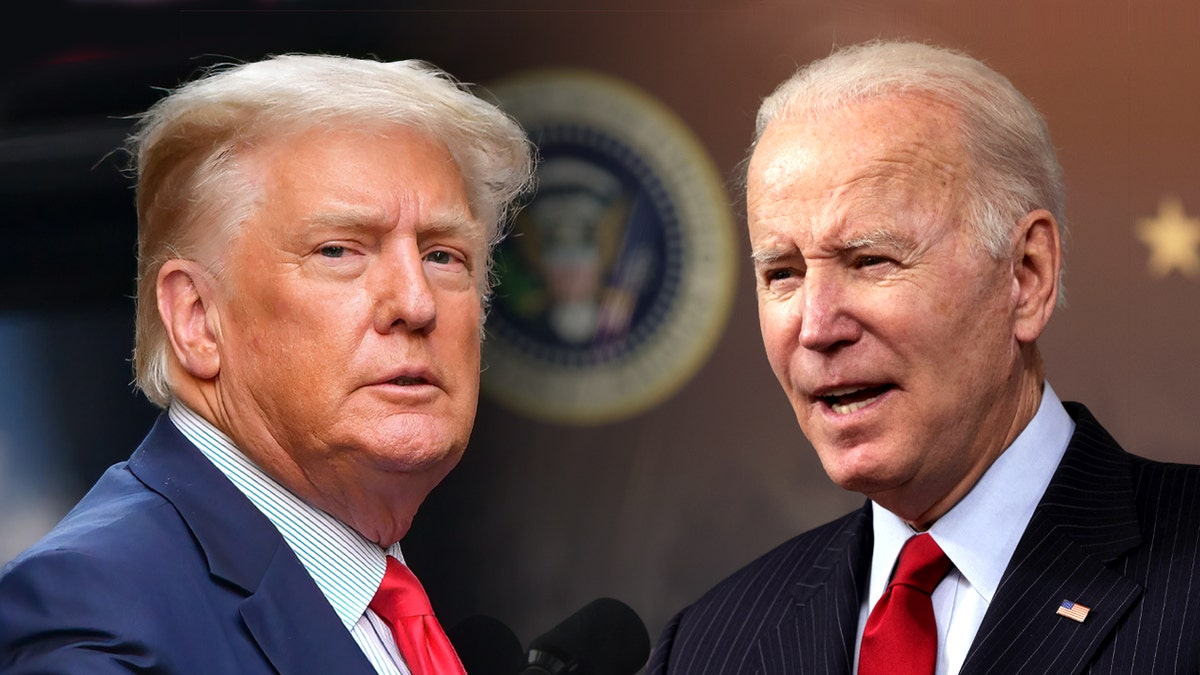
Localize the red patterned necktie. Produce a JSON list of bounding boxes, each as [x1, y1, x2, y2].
[[859, 533, 953, 675], [369, 556, 466, 675]]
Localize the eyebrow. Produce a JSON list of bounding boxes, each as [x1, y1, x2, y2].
[[749, 228, 915, 266], [750, 247, 788, 267], [842, 228, 913, 251], [421, 211, 482, 237], [302, 204, 480, 237], [302, 205, 387, 231]]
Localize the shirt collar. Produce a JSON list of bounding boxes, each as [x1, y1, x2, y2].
[[870, 382, 1074, 602], [168, 401, 403, 630]]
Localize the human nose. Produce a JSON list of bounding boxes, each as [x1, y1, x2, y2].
[[372, 246, 436, 334], [797, 268, 861, 351]]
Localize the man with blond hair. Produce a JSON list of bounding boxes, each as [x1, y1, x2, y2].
[[0, 54, 533, 674]]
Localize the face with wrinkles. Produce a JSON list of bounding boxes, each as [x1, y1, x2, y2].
[[211, 124, 484, 499], [748, 94, 1032, 524]]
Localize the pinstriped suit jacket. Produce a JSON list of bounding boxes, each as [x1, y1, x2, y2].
[[649, 402, 1200, 674]]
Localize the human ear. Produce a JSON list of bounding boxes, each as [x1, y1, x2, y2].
[[1011, 209, 1062, 343], [157, 260, 221, 380]]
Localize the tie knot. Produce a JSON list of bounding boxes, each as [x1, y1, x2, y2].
[[370, 556, 434, 619], [890, 534, 952, 595]]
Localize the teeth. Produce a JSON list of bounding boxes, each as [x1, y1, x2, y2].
[[830, 396, 879, 415], [825, 386, 866, 397]]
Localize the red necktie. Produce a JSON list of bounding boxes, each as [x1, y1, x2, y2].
[[369, 556, 466, 675], [859, 533, 953, 675]]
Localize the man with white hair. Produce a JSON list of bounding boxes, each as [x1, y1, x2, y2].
[[0, 54, 533, 674], [650, 40, 1200, 674]]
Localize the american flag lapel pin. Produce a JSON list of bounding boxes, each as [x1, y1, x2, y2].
[[1056, 599, 1091, 623]]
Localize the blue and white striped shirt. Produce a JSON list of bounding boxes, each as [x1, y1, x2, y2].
[[169, 402, 411, 675]]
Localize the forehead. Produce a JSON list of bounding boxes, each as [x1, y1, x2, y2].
[[752, 94, 966, 193], [247, 123, 478, 230], [747, 94, 967, 246]]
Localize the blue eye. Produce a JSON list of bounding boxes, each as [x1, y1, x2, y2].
[[320, 246, 347, 258]]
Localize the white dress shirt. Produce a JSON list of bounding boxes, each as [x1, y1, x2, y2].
[[169, 402, 411, 675], [853, 383, 1076, 675]]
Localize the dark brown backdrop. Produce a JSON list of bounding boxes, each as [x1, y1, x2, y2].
[[4, 0, 1198, 658]]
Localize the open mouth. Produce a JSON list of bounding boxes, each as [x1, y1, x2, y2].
[[818, 384, 893, 415]]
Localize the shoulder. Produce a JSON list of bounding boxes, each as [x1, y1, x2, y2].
[[1059, 404, 1200, 669], [693, 509, 867, 608], [1125, 453, 1200, 548], [650, 508, 868, 672], [5, 460, 190, 573], [1064, 401, 1200, 527], [1061, 402, 1200, 599], [0, 462, 210, 670], [1126, 450, 1200, 489]]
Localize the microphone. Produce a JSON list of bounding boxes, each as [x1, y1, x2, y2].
[[447, 614, 525, 675], [521, 597, 651, 675]]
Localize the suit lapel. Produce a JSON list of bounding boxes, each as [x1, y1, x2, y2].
[[129, 415, 376, 674], [130, 416, 281, 588], [751, 505, 872, 675], [961, 403, 1144, 675], [240, 543, 376, 674]]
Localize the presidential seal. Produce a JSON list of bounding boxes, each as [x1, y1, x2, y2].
[[481, 68, 738, 425]]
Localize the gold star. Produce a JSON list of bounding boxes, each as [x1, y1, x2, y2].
[[1136, 196, 1200, 279]]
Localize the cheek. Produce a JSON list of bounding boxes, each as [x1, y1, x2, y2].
[[442, 298, 483, 363], [912, 290, 1014, 394], [758, 306, 797, 377], [949, 280, 1012, 345], [240, 295, 366, 386]]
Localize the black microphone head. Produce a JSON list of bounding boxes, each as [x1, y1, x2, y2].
[[448, 614, 525, 675], [526, 597, 651, 675]]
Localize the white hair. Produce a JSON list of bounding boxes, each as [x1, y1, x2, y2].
[[754, 40, 1066, 275]]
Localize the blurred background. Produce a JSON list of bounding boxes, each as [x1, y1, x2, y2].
[[3, 0, 1199, 661]]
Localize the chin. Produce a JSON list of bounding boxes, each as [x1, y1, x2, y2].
[[348, 424, 464, 471], [818, 447, 904, 494], [380, 437, 465, 471]]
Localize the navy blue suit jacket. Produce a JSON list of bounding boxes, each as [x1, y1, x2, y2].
[[0, 415, 378, 674], [649, 403, 1200, 674]]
